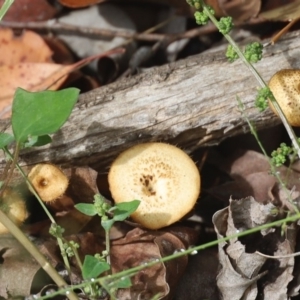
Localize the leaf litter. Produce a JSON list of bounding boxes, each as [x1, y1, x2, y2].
[[2, 1, 300, 299]]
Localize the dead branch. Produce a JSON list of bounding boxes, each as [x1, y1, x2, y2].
[[1, 30, 300, 173]]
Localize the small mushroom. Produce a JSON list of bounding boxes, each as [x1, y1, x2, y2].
[[28, 163, 69, 202], [108, 143, 201, 230], [268, 69, 300, 126], [0, 188, 28, 234]]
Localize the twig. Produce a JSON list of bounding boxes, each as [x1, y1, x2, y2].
[[256, 250, 300, 259]]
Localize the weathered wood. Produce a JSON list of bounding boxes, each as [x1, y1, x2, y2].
[[1, 30, 300, 173]]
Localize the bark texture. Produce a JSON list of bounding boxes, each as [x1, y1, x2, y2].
[[1, 30, 300, 172]]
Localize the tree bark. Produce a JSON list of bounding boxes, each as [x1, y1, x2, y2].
[[1, 30, 300, 173]]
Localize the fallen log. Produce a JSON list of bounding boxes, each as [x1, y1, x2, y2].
[[1, 30, 300, 173]]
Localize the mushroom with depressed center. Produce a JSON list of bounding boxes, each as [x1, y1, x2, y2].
[[28, 163, 69, 202], [268, 69, 300, 126], [108, 142, 201, 230]]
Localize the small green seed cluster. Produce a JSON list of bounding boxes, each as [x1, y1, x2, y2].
[[64, 241, 80, 258], [94, 194, 111, 217], [244, 42, 263, 63], [194, 7, 214, 25], [218, 17, 233, 35], [187, 0, 263, 64], [270, 140, 300, 167], [226, 45, 239, 62], [49, 223, 65, 238], [255, 87, 274, 112]]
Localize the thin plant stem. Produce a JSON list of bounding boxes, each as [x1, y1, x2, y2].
[[105, 229, 111, 266], [0, 0, 14, 21], [0, 143, 20, 199], [71, 243, 83, 270], [0, 208, 79, 300], [2, 147, 73, 278], [201, 1, 300, 160], [237, 97, 299, 214], [38, 211, 300, 300]]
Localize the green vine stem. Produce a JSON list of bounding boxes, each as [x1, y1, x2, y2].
[[2, 147, 73, 280], [200, 1, 300, 160], [38, 211, 300, 299], [237, 97, 299, 214], [0, 0, 14, 21], [0, 208, 79, 300]]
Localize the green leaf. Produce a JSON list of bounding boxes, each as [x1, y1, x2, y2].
[[82, 255, 110, 280], [24, 135, 52, 148], [101, 219, 114, 232], [75, 203, 97, 216], [112, 200, 140, 222], [12, 88, 80, 143], [0, 133, 14, 149], [111, 277, 132, 289]]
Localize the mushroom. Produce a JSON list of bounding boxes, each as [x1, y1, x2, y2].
[[28, 163, 69, 202], [108, 142, 201, 230], [268, 69, 300, 126], [0, 188, 28, 234]]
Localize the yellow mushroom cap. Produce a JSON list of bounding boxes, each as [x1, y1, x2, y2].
[[268, 69, 300, 127], [28, 163, 69, 202], [108, 143, 201, 230]]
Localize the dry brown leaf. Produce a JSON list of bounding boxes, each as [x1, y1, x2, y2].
[[213, 197, 297, 300], [111, 228, 167, 299], [0, 0, 57, 22], [220, 149, 270, 179], [0, 48, 124, 118], [111, 228, 188, 300], [0, 236, 53, 298], [0, 29, 53, 66], [212, 149, 300, 206], [260, 0, 300, 21], [213, 207, 265, 300], [206, 0, 261, 21]]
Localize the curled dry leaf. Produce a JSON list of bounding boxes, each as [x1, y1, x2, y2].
[[0, 27, 124, 118], [111, 228, 188, 300], [260, 0, 300, 21], [213, 197, 297, 300], [210, 149, 300, 205], [206, 0, 261, 21], [0, 29, 53, 66], [0, 236, 53, 298]]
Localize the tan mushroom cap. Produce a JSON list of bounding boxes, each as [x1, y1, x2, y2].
[[0, 188, 28, 234], [28, 163, 69, 202], [268, 69, 300, 127], [108, 143, 201, 230]]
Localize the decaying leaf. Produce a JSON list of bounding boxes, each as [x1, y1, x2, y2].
[[0, 236, 53, 298], [210, 149, 300, 206], [213, 197, 297, 300], [112, 228, 188, 300], [0, 0, 57, 22], [206, 0, 261, 21], [260, 0, 300, 21], [0, 27, 124, 118]]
